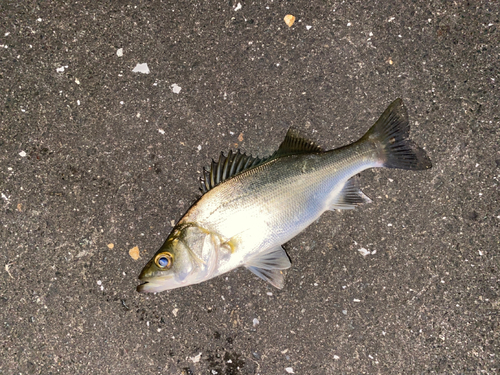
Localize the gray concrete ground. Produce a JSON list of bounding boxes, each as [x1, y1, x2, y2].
[[1, 1, 499, 374]]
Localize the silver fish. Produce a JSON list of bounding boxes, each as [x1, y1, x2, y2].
[[137, 99, 432, 293]]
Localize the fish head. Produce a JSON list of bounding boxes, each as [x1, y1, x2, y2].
[[136, 223, 217, 293]]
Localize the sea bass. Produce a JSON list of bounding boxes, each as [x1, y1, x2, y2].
[[137, 99, 432, 293]]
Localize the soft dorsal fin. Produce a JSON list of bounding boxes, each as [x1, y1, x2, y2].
[[271, 127, 323, 158], [200, 150, 265, 193]]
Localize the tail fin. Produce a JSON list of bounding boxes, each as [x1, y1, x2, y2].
[[361, 98, 432, 170]]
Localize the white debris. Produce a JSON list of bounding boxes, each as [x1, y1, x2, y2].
[[4, 32, 10, 36], [353, 298, 361, 302], [333, 355, 340, 360], [116, 48, 123, 57], [358, 248, 370, 257], [37, 18, 42, 22], [77, 100, 80, 106], [5, 262, 14, 278], [75, 78, 80, 84], [97, 280, 102, 286], [120, 101, 124, 105], [285, 367, 294, 374], [171, 83, 182, 94], [132, 63, 150, 74], [266, 292, 273, 296], [234, 2, 242, 11], [19, 151, 27, 157], [190, 352, 202, 363], [387, 223, 393, 227], [306, 25, 312, 30], [56, 65, 68, 73], [197, 145, 202, 151], [253, 318, 259, 327], [158, 129, 165, 135], [172, 308, 178, 317], [1, 193, 9, 201]]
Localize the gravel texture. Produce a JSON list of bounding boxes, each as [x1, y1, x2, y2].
[[1, 1, 498, 374]]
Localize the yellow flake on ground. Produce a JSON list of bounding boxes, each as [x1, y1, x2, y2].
[[107, 243, 114, 249], [129, 246, 140, 260], [284, 14, 295, 27]]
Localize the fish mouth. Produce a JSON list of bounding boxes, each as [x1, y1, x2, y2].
[[136, 274, 175, 293], [136, 281, 151, 293]]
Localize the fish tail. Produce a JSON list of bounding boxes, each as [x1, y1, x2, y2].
[[361, 99, 432, 170]]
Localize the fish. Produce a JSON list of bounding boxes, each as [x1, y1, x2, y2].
[[137, 98, 432, 293]]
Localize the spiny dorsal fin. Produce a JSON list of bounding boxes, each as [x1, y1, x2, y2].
[[271, 127, 323, 159], [200, 128, 323, 193], [200, 150, 265, 193]]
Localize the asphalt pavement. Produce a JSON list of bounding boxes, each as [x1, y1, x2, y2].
[[1, 1, 499, 374]]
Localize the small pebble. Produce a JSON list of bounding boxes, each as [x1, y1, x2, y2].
[[284, 15, 295, 27], [129, 246, 140, 260]]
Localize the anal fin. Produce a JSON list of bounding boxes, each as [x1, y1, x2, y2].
[[329, 176, 372, 210]]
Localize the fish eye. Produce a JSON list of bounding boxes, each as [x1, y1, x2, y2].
[[154, 252, 174, 269]]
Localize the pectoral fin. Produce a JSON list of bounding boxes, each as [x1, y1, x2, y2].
[[245, 246, 291, 288]]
